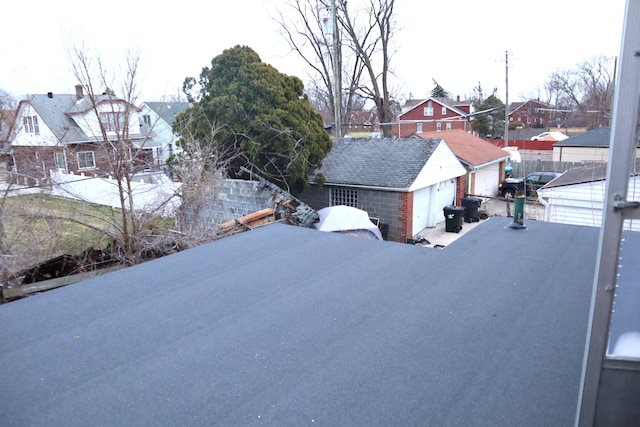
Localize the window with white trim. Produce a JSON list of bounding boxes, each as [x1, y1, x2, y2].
[[446, 122, 452, 130], [442, 106, 447, 115], [423, 106, 433, 116], [23, 116, 39, 135], [54, 152, 67, 170], [417, 122, 423, 132], [436, 122, 442, 131], [330, 188, 358, 207], [77, 151, 96, 169]]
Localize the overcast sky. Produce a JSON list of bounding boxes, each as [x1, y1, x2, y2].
[[1, 0, 627, 104]]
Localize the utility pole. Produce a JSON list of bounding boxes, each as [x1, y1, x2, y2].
[[331, 0, 342, 138], [504, 51, 509, 148]]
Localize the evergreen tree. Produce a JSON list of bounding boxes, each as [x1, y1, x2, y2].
[[175, 45, 332, 194]]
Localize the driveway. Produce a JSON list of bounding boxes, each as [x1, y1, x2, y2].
[[414, 197, 545, 248]]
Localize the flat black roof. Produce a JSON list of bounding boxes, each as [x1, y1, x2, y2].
[[0, 218, 609, 426]]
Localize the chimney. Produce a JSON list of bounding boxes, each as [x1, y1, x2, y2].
[[47, 92, 53, 98], [75, 84, 84, 100], [457, 95, 460, 102]]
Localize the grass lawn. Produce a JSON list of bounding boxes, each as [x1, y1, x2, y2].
[[2, 194, 121, 271]]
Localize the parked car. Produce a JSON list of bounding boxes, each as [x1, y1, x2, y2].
[[530, 131, 568, 141], [499, 171, 562, 198]]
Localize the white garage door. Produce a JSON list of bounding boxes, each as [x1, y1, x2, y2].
[[412, 186, 432, 235], [474, 165, 500, 197], [412, 179, 457, 235]]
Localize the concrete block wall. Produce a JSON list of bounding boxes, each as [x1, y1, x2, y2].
[[300, 185, 406, 242], [198, 179, 274, 230]]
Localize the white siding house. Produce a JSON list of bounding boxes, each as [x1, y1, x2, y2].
[[139, 102, 189, 171], [538, 161, 640, 231]]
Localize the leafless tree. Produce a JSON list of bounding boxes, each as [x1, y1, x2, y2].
[[275, 0, 398, 137], [168, 111, 244, 244], [544, 55, 615, 129], [339, 0, 397, 137], [63, 46, 188, 265]]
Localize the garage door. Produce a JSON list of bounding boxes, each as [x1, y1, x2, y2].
[[412, 186, 432, 235], [474, 165, 500, 197], [436, 179, 457, 220], [412, 179, 457, 235]]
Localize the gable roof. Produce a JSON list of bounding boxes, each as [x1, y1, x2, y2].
[[416, 129, 510, 167], [508, 99, 549, 114], [400, 97, 470, 118], [542, 157, 640, 188], [14, 93, 146, 144], [0, 218, 609, 425], [21, 94, 87, 143], [317, 137, 443, 189], [553, 126, 611, 147], [143, 101, 189, 126]]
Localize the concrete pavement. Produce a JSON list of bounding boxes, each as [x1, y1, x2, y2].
[[414, 197, 545, 249]]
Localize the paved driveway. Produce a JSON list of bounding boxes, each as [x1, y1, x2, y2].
[[415, 197, 545, 248]]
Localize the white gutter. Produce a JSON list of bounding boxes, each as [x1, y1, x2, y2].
[[537, 191, 551, 221], [318, 182, 410, 192]]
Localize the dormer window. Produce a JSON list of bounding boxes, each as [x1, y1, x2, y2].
[[100, 112, 122, 132]]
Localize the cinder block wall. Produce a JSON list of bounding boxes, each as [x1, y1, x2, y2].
[[300, 185, 406, 242], [195, 179, 274, 232]]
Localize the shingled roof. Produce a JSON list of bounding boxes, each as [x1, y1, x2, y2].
[[23, 94, 87, 143], [417, 129, 510, 167], [554, 126, 611, 147], [316, 137, 442, 189], [144, 101, 189, 126], [543, 157, 640, 188]]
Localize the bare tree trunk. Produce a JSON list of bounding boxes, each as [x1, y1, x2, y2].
[[339, 0, 396, 137]]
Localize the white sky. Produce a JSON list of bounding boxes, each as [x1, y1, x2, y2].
[[1, 0, 627, 104]]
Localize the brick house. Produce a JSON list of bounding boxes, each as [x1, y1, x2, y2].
[[300, 137, 466, 242], [394, 97, 474, 138], [8, 86, 157, 186], [508, 99, 551, 128]]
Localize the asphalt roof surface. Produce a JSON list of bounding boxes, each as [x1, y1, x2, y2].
[[0, 218, 609, 426], [316, 137, 440, 188]]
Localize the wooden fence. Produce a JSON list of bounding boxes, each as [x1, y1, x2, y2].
[[509, 160, 584, 177]]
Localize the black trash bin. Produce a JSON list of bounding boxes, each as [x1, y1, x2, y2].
[[461, 197, 482, 223], [443, 205, 465, 233]]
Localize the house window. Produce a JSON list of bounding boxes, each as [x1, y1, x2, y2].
[[442, 107, 447, 115], [100, 112, 122, 132], [436, 122, 442, 131], [424, 100, 434, 117], [23, 116, 39, 135], [54, 152, 67, 170], [446, 122, 452, 130], [417, 122, 423, 132], [330, 188, 358, 208], [143, 114, 152, 126], [77, 151, 96, 169]]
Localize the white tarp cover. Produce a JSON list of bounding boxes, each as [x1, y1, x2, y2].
[[314, 206, 383, 240]]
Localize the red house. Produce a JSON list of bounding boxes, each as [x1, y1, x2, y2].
[[394, 97, 473, 138], [508, 99, 550, 128]]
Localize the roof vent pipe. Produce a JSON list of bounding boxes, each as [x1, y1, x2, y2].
[[75, 84, 83, 100]]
